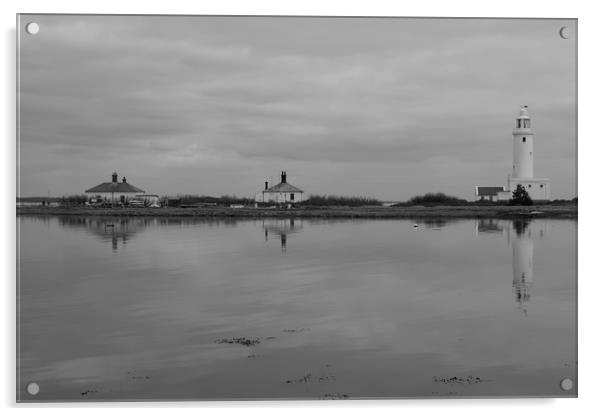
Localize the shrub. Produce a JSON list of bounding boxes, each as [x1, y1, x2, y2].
[[509, 185, 533, 206], [60, 194, 88, 207], [401, 192, 468, 206]]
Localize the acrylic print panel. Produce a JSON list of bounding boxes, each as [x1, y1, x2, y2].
[[16, 14, 577, 401]]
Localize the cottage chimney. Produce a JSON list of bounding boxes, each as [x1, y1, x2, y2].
[[122, 177, 127, 183], [265, 181, 268, 190], [112, 172, 118, 183], [281, 171, 287, 183]]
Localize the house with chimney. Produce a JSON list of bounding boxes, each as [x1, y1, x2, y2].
[[254, 171, 306, 204], [85, 172, 145, 204]]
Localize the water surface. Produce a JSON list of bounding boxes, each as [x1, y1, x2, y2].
[[17, 216, 577, 400]]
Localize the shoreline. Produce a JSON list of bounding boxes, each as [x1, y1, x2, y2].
[[16, 205, 577, 219]]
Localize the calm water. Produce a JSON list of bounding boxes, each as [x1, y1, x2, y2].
[[17, 216, 577, 400]]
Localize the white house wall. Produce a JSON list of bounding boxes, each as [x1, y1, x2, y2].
[[508, 178, 551, 200], [254, 192, 306, 203], [86, 192, 145, 202]]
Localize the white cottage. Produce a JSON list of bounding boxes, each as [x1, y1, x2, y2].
[[254, 171, 306, 204], [85, 172, 145, 204]]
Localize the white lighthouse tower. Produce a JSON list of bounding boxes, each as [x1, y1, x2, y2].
[[512, 106, 534, 178], [507, 106, 551, 200]]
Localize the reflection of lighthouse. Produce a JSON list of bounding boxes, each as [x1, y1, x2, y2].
[[475, 218, 542, 315], [512, 221, 533, 315]]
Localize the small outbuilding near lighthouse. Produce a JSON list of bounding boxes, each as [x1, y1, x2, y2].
[[475, 186, 508, 201], [254, 171, 306, 204]]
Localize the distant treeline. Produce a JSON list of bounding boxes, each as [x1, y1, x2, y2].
[[17, 196, 61, 203], [300, 195, 381, 207]]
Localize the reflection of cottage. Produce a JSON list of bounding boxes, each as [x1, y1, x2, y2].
[[62, 216, 150, 252], [263, 218, 303, 253], [476, 218, 504, 234], [85, 172, 145, 204], [254, 171, 306, 204]]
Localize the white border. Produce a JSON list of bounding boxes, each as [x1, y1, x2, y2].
[[3, 1, 599, 415]]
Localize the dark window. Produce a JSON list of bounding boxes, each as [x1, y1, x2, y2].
[[523, 137, 526, 143], [540, 184, 544, 188], [517, 120, 521, 128], [528, 184, 532, 188], [290, 193, 295, 201]]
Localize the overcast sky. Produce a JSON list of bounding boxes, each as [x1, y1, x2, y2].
[[18, 15, 576, 200]]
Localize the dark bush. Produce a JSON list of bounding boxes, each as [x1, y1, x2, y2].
[[398, 192, 468, 206], [60, 194, 88, 207], [509, 185, 533, 206]]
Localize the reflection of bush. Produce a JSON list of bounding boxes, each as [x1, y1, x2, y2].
[[413, 218, 461, 228], [512, 219, 531, 236]]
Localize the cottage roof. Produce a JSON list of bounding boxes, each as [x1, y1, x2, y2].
[[86, 182, 144, 193], [476, 186, 505, 196], [265, 182, 304, 193]]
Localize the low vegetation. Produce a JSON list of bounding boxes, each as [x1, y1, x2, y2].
[[176, 194, 254, 206], [395, 192, 468, 207], [59, 195, 88, 207], [299, 195, 381, 207], [19, 191, 577, 211], [535, 198, 577, 205], [396, 191, 577, 207]]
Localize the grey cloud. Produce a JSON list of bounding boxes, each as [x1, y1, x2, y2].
[[18, 15, 576, 199]]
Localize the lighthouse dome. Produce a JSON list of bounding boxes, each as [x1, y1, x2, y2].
[[518, 106, 530, 119]]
